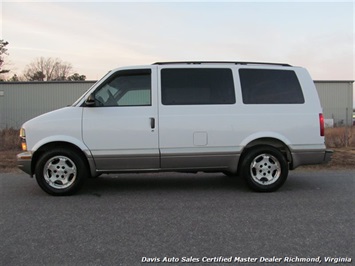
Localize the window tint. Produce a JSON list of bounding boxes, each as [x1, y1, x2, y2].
[[94, 70, 151, 107], [239, 69, 304, 104], [161, 68, 235, 105]]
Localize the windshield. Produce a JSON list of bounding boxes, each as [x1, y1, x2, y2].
[[71, 70, 113, 106]]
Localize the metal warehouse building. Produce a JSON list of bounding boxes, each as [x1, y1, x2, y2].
[[0, 80, 353, 129], [0, 81, 95, 129], [314, 81, 354, 126]]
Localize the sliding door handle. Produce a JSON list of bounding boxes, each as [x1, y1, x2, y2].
[[150, 117, 155, 129]]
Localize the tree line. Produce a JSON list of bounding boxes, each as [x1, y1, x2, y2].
[[0, 39, 86, 82]]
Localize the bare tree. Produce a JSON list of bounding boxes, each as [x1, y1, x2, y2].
[[67, 73, 86, 81], [0, 40, 10, 80], [23, 57, 73, 81], [7, 74, 25, 82]]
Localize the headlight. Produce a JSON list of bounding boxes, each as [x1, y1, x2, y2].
[[19, 128, 27, 151]]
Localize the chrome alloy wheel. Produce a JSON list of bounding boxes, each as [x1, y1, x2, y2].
[[43, 156, 77, 189], [250, 153, 281, 185]]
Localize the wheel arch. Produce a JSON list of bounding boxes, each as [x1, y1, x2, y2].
[[238, 137, 292, 174], [31, 141, 94, 177]]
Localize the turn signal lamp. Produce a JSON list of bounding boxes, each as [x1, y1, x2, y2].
[[21, 142, 27, 151], [19, 128, 27, 151]]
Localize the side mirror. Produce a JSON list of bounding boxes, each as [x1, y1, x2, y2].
[[85, 93, 96, 107]]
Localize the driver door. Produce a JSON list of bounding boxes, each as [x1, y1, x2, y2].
[[82, 67, 159, 171]]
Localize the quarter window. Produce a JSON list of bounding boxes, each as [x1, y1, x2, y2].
[[239, 69, 305, 104], [94, 69, 151, 107], [161, 68, 235, 105]]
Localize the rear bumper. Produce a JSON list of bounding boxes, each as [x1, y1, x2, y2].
[[17, 152, 33, 176], [324, 149, 333, 163], [291, 149, 333, 170]]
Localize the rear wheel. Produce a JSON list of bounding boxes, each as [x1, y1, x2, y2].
[[35, 149, 88, 196], [241, 146, 288, 192]]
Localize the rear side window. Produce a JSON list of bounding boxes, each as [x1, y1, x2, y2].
[[239, 69, 305, 104], [161, 68, 235, 105]]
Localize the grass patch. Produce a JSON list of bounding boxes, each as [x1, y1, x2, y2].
[[0, 128, 21, 172], [0, 128, 21, 151], [325, 127, 354, 148]]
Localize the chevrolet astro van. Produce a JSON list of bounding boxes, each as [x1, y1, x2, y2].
[[17, 61, 332, 195]]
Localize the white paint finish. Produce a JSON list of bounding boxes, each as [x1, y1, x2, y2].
[[19, 62, 328, 173], [23, 107, 85, 151], [81, 66, 160, 170], [193, 132, 208, 146], [82, 106, 159, 170]]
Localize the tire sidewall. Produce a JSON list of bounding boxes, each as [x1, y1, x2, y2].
[[241, 146, 288, 192], [35, 149, 87, 196]]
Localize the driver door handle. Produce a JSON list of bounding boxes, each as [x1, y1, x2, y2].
[[150, 117, 155, 129]]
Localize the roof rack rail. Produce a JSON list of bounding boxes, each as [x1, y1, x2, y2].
[[153, 61, 291, 67]]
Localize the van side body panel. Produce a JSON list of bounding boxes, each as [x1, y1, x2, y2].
[[157, 65, 326, 172], [17, 63, 330, 184]]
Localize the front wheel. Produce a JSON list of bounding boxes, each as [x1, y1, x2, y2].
[[241, 146, 288, 192], [35, 149, 88, 196]]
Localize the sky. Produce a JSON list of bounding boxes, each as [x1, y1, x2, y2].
[[1, 0, 354, 82]]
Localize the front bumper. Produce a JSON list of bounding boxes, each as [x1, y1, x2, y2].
[[17, 151, 33, 176]]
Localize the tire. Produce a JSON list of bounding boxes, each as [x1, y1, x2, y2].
[[241, 146, 288, 192], [35, 148, 88, 196]]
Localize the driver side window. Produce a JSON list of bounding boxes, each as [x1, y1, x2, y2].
[[94, 69, 151, 107]]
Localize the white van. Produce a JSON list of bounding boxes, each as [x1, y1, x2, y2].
[[17, 61, 332, 195]]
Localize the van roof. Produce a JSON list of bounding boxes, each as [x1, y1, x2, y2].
[[153, 61, 291, 67]]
